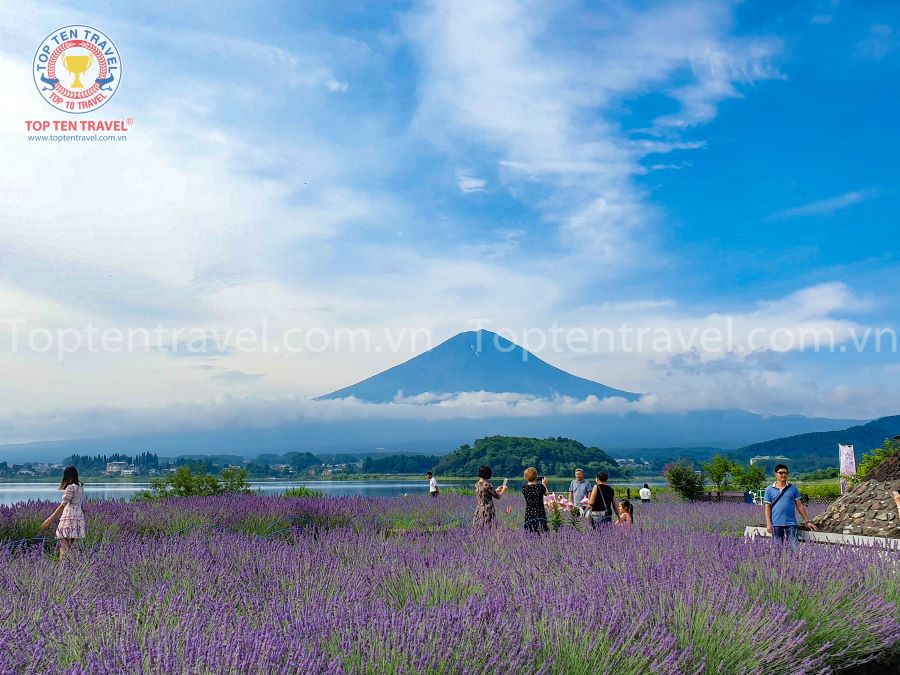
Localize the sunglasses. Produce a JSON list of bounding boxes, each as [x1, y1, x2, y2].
[[775, 471, 788, 475]]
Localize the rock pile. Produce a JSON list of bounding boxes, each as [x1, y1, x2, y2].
[[813, 451, 900, 538]]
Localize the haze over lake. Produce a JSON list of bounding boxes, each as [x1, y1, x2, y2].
[[0, 480, 466, 506]]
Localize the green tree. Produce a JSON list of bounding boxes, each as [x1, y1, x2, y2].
[[856, 437, 899, 482], [132, 466, 253, 500], [732, 463, 766, 492], [702, 454, 739, 491], [664, 461, 705, 501], [434, 436, 622, 478]]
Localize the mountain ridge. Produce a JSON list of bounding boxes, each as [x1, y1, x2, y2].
[[736, 415, 900, 461], [317, 329, 640, 402]]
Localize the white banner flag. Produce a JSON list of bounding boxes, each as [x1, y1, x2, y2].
[[839, 444, 856, 494]]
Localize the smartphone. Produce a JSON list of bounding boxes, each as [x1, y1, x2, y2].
[[537, 476, 545, 482], [502, 477, 508, 487]]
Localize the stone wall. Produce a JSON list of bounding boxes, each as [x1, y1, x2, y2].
[[813, 478, 900, 538]]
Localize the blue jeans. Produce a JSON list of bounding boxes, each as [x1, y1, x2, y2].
[[590, 512, 612, 529], [772, 525, 798, 551]]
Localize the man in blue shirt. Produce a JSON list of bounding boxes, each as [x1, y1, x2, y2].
[[764, 464, 818, 549], [568, 468, 592, 515]]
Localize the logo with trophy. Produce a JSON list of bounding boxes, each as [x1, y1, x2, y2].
[[33, 25, 122, 113]]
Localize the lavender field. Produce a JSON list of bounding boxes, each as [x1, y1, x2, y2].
[[1, 494, 898, 674]]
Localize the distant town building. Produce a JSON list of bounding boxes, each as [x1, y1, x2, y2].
[[749, 455, 790, 466], [106, 461, 130, 474]]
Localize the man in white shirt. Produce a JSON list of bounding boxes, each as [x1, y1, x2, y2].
[[639, 484, 652, 503], [427, 471, 439, 497]]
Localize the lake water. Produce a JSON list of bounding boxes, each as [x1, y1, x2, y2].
[[0, 480, 469, 506], [0, 478, 667, 506]]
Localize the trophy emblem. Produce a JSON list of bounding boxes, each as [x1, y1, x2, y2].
[[33, 26, 122, 113], [62, 52, 93, 89]]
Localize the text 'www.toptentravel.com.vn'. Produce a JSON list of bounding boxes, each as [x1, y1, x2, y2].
[[24, 118, 131, 142]]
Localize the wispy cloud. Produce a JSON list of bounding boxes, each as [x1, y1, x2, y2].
[[857, 24, 895, 60], [767, 189, 879, 220], [406, 0, 782, 271], [210, 370, 265, 384], [457, 174, 486, 193]]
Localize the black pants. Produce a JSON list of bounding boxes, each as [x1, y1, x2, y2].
[[524, 517, 548, 532]]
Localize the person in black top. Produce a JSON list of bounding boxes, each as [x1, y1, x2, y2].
[[522, 466, 549, 532], [588, 471, 619, 529]]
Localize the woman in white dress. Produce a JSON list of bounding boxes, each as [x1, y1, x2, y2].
[[41, 466, 86, 559]]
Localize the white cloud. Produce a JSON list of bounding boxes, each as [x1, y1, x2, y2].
[[405, 0, 782, 270], [457, 174, 486, 193], [1, 1, 892, 442], [0, 373, 890, 446], [767, 189, 879, 220]]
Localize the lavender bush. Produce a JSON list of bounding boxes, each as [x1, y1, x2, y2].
[[0, 494, 896, 674]]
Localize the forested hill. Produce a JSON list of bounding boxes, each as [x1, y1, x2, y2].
[[434, 436, 623, 478], [736, 415, 900, 465]]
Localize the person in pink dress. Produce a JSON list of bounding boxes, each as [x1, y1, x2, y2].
[[40, 466, 86, 559], [616, 499, 634, 528]]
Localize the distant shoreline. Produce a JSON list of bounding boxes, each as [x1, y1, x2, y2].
[[1, 473, 666, 485]]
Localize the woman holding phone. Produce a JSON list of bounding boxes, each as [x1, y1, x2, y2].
[[473, 465, 508, 526], [522, 467, 549, 532]]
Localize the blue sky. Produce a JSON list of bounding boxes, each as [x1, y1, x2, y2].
[[0, 0, 898, 443]]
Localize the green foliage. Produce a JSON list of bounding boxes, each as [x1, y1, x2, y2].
[[379, 569, 483, 609], [794, 467, 839, 481], [62, 452, 159, 474], [132, 466, 254, 501], [361, 454, 441, 474], [732, 464, 767, 492], [283, 452, 322, 472], [664, 461, 705, 501], [435, 436, 623, 479], [795, 481, 841, 500], [702, 454, 739, 491], [856, 438, 899, 481], [441, 486, 475, 496], [548, 502, 563, 532], [281, 486, 324, 498]]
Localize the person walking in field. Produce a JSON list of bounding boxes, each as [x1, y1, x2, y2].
[[764, 464, 818, 550], [588, 472, 619, 529], [40, 466, 86, 559], [639, 484, 652, 503], [427, 471, 439, 497], [472, 465, 507, 526], [568, 468, 592, 516]]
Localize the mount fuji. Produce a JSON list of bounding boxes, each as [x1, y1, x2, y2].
[[0, 330, 862, 460], [317, 330, 639, 403]]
